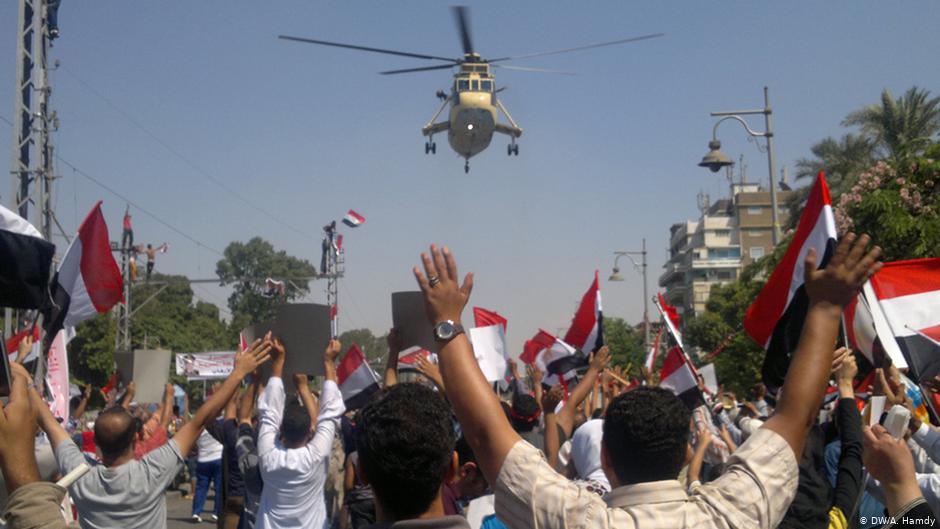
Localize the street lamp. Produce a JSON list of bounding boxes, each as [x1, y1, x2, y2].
[[699, 86, 781, 245], [609, 238, 649, 352]]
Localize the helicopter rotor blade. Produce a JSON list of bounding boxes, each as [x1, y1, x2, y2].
[[380, 64, 459, 75], [452, 6, 475, 56], [278, 35, 457, 62], [492, 64, 576, 76], [488, 33, 664, 63]]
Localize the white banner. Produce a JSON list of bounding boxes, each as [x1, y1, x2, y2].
[[176, 351, 236, 380], [45, 329, 71, 420]]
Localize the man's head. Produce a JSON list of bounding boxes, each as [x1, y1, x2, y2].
[[279, 401, 312, 447], [94, 407, 142, 461], [454, 435, 488, 500], [147, 244, 152, 250], [356, 383, 456, 521], [509, 393, 540, 433], [601, 387, 691, 486]]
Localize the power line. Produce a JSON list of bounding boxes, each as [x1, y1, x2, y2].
[[58, 66, 312, 238], [55, 153, 224, 256]]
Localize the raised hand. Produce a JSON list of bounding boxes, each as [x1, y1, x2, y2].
[[292, 373, 309, 391], [589, 346, 611, 372], [830, 346, 850, 374], [541, 384, 564, 413], [0, 362, 40, 492], [507, 358, 521, 380], [413, 244, 474, 325], [415, 354, 444, 391], [833, 350, 858, 386], [804, 233, 882, 309], [386, 328, 403, 354], [16, 334, 33, 363], [526, 363, 543, 387], [235, 338, 273, 377], [324, 339, 342, 363], [862, 425, 922, 513]]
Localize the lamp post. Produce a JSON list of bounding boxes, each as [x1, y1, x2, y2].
[[609, 238, 649, 351], [698, 86, 780, 246]]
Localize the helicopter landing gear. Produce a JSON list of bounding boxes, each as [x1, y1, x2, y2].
[[425, 141, 436, 154], [464, 160, 470, 173], [507, 141, 519, 156]]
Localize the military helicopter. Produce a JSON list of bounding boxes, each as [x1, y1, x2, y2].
[[280, 7, 662, 173]]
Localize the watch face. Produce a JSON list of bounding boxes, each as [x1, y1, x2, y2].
[[435, 321, 456, 340]]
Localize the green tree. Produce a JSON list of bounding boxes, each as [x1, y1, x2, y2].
[[794, 134, 875, 190], [338, 328, 389, 364], [843, 87, 940, 161], [602, 317, 645, 370], [834, 144, 940, 261], [215, 237, 317, 331]]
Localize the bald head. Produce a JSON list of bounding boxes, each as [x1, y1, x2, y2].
[[94, 407, 140, 460]]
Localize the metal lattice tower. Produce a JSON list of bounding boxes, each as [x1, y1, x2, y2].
[[5, 0, 61, 337]]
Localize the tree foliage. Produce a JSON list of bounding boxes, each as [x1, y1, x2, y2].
[[843, 87, 940, 161], [338, 328, 389, 364], [602, 317, 645, 370], [215, 237, 317, 331]]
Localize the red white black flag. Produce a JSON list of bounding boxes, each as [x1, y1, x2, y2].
[[655, 292, 683, 350], [744, 173, 838, 389], [659, 346, 705, 410], [521, 329, 580, 378], [564, 271, 604, 354], [44, 202, 123, 339], [337, 344, 380, 410]]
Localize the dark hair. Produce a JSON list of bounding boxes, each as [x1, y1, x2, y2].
[[603, 387, 691, 485], [356, 383, 455, 520], [172, 405, 180, 416], [455, 435, 476, 466], [94, 407, 141, 459], [510, 393, 540, 432], [280, 401, 311, 445]]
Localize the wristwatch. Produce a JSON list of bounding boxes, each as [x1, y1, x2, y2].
[[433, 320, 465, 343]]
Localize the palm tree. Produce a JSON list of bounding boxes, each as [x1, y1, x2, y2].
[[794, 133, 875, 189], [842, 87, 940, 160]]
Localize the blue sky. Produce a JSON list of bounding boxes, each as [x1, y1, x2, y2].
[[2, 2, 939, 355]]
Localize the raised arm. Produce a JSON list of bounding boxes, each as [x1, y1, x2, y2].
[[688, 427, 713, 486], [3, 362, 41, 492], [238, 376, 260, 425], [557, 347, 610, 437], [527, 364, 544, 410], [15, 334, 33, 364], [72, 384, 92, 421], [159, 383, 175, 430], [119, 381, 136, 410], [293, 373, 320, 428], [173, 338, 272, 456], [306, 340, 345, 456], [762, 233, 882, 456], [415, 354, 445, 392], [384, 328, 401, 388], [541, 385, 564, 468], [413, 244, 520, 484]]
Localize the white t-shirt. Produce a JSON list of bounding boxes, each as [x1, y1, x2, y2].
[[197, 428, 224, 463]]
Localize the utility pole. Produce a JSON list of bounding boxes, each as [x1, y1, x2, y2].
[[322, 225, 345, 339], [6, 0, 62, 340]]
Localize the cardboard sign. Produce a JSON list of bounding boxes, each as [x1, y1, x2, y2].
[[392, 292, 436, 355], [240, 304, 331, 380], [113, 349, 172, 403], [469, 325, 508, 382]]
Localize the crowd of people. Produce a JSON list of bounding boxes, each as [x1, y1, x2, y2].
[[1, 234, 938, 529]]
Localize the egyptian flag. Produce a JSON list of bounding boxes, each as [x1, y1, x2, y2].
[[0, 204, 55, 310], [473, 307, 507, 332], [656, 293, 684, 350], [398, 349, 437, 373], [644, 328, 663, 372], [521, 329, 582, 379], [744, 173, 837, 389], [863, 258, 940, 382], [342, 209, 365, 228], [337, 344, 380, 409], [5, 326, 40, 364], [658, 346, 705, 409], [44, 202, 123, 338], [564, 272, 604, 354]]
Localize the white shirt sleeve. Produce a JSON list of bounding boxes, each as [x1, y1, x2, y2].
[[912, 423, 940, 467], [257, 376, 286, 460], [306, 380, 345, 459], [867, 473, 940, 517]]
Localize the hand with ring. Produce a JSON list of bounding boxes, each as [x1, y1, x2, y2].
[[413, 244, 474, 325]]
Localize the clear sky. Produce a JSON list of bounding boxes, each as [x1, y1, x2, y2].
[[2, 2, 939, 355]]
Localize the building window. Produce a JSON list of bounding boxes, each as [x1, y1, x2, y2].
[[750, 247, 765, 259], [749, 230, 763, 237], [717, 270, 735, 280], [747, 207, 763, 215], [714, 229, 731, 237]]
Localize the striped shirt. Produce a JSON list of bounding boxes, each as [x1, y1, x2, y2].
[[494, 427, 798, 529]]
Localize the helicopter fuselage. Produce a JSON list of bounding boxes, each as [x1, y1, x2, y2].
[[448, 89, 497, 160]]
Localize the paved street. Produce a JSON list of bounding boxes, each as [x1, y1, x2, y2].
[[165, 488, 221, 528]]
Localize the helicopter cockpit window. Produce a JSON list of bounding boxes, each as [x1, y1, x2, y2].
[[481, 80, 493, 92], [457, 79, 470, 92], [470, 80, 480, 91]]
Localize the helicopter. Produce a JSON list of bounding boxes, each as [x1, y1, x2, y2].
[[280, 7, 662, 173]]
